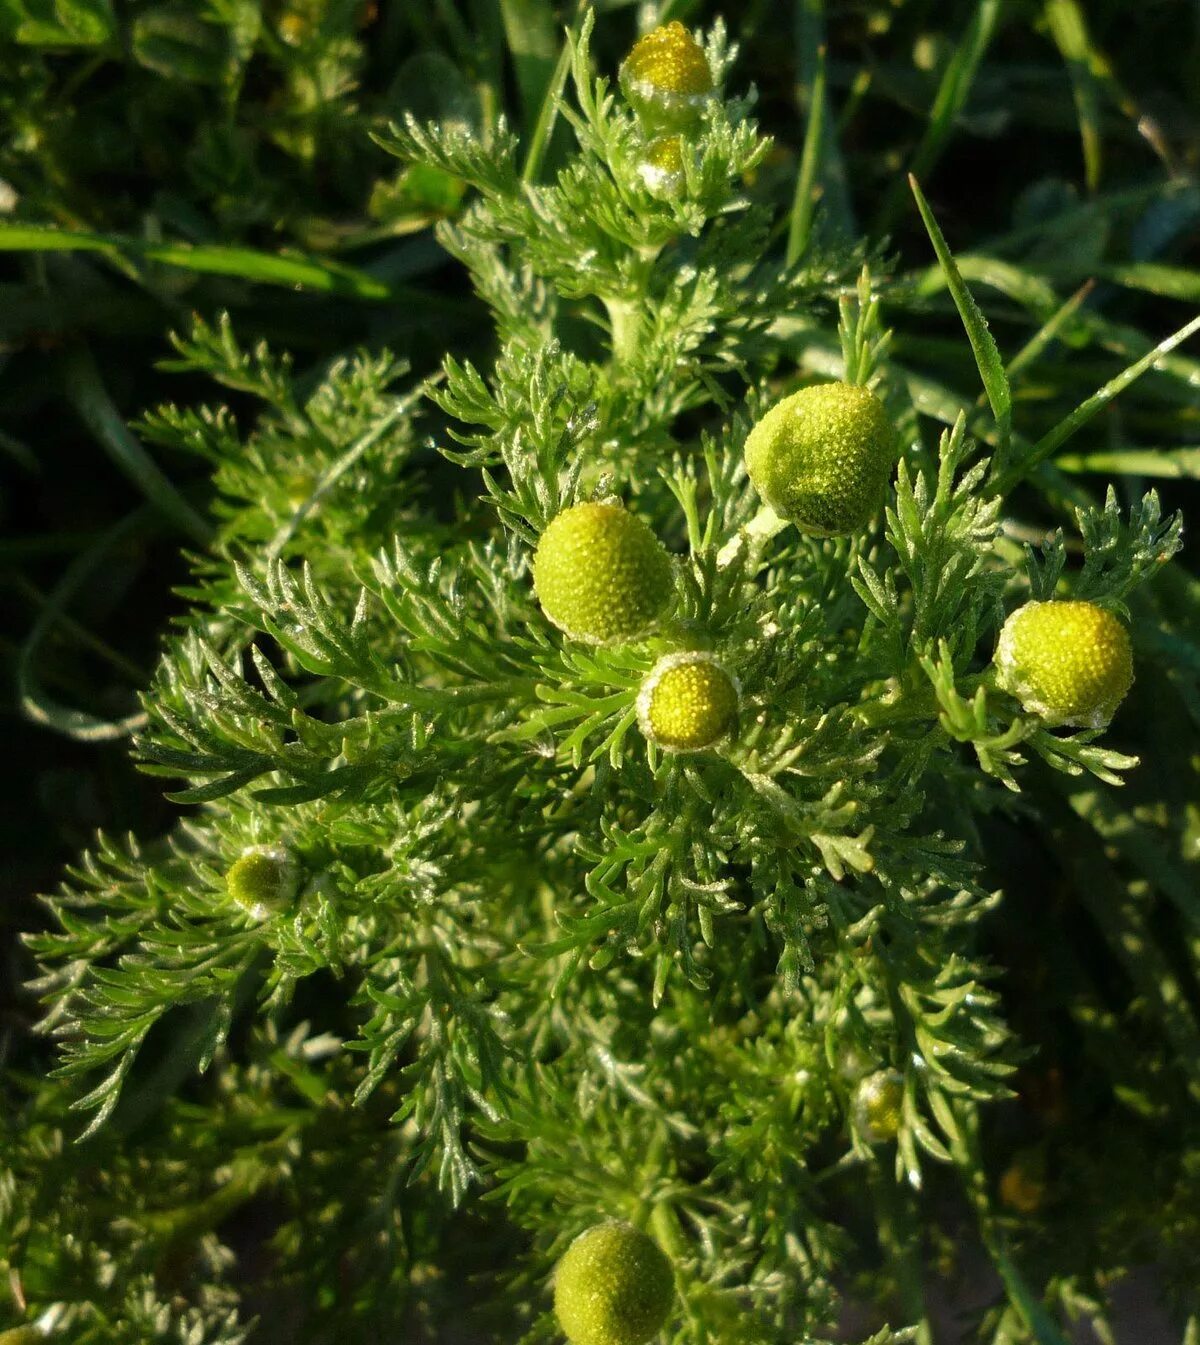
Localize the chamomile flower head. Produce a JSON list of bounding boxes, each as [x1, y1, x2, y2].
[[226, 845, 300, 919], [853, 1068, 905, 1144], [637, 134, 687, 198], [619, 21, 714, 133], [637, 651, 739, 753], [995, 599, 1133, 729], [532, 502, 674, 646], [744, 381, 896, 536], [554, 1220, 674, 1345]]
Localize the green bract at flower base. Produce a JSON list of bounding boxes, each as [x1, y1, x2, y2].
[[554, 1221, 674, 1345], [225, 845, 300, 919], [619, 21, 715, 134], [994, 599, 1134, 729], [532, 502, 675, 646], [744, 381, 897, 536], [637, 651, 739, 753]]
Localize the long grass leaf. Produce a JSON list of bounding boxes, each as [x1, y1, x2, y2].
[[909, 175, 1012, 454], [786, 43, 826, 266], [878, 0, 1002, 231], [793, 0, 855, 237], [0, 223, 395, 300], [18, 509, 154, 742], [994, 313, 1200, 491], [500, 0, 559, 130], [521, 5, 581, 184], [62, 346, 214, 544], [1055, 446, 1200, 479], [1044, 0, 1106, 192], [1100, 261, 1200, 303]]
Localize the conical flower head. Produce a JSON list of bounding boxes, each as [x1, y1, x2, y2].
[[744, 381, 896, 536], [995, 599, 1133, 729], [637, 651, 739, 752], [637, 134, 686, 198], [226, 845, 300, 919], [853, 1068, 905, 1144], [532, 502, 674, 646], [554, 1220, 674, 1345], [619, 21, 714, 132]]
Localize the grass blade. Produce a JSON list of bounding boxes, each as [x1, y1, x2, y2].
[[0, 223, 396, 300], [878, 0, 1002, 231], [786, 43, 826, 266], [793, 0, 855, 238], [500, 0, 559, 132], [994, 312, 1200, 492], [1044, 0, 1106, 192], [521, 5, 582, 184], [1003, 279, 1095, 381], [909, 174, 1012, 455], [1100, 261, 1200, 303], [62, 345, 214, 545], [18, 509, 154, 742], [1055, 446, 1200, 479]]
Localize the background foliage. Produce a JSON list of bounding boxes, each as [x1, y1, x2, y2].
[[2, 0, 1199, 1341]]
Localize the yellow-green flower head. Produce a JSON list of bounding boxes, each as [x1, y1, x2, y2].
[[999, 1151, 1047, 1214], [995, 599, 1133, 729], [226, 845, 300, 919], [532, 502, 674, 646], [853, 1068, 904, 1144], [619, 21, 714, 133], [554, 1220, 674, 1345], [0, 1330, 47, 1345], [637, 134, 686, 198], [743, 381, 896, 536], [637, 651, 739, 753]]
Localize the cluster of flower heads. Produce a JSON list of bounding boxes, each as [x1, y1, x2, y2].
[[619, 21, 715, 199], [212, 26, 1139, 1345], [532, 359, 1135, 766], [531, 11, 1135, 777]]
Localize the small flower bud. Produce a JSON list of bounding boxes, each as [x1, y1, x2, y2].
[[994, 599, 1133, 729], [744, 381, 896, 536], [999, 1151, 1047, 1214], [637, 135, 686, 198], [853, 1068, 904, 1144], [532, 502, 674, 646], [554, 1220, 674, 1345], [619, 21, 714, 133], [637, 651, 739, 753], [226, 845, 300, 919]]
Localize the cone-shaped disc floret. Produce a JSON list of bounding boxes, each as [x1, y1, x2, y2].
[[744, 381, 896, 536], [995, 599, 1133, 728], [533, 502, 674, 646], [554, 1220, 674, 1345], [619, 21, 713, 132], [637, 651, 739, 752]]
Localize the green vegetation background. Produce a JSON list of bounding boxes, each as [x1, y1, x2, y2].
[[1, 0, 1198, 1337]]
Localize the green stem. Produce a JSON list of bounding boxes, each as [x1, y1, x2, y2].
[[854, 673, 989, 729], [607, 298, 638, 366], [716, 504, 788, 568], [871, 1163, 933, 1345]]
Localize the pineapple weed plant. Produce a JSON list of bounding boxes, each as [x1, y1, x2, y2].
[[4, 8, 1200, 1345]]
